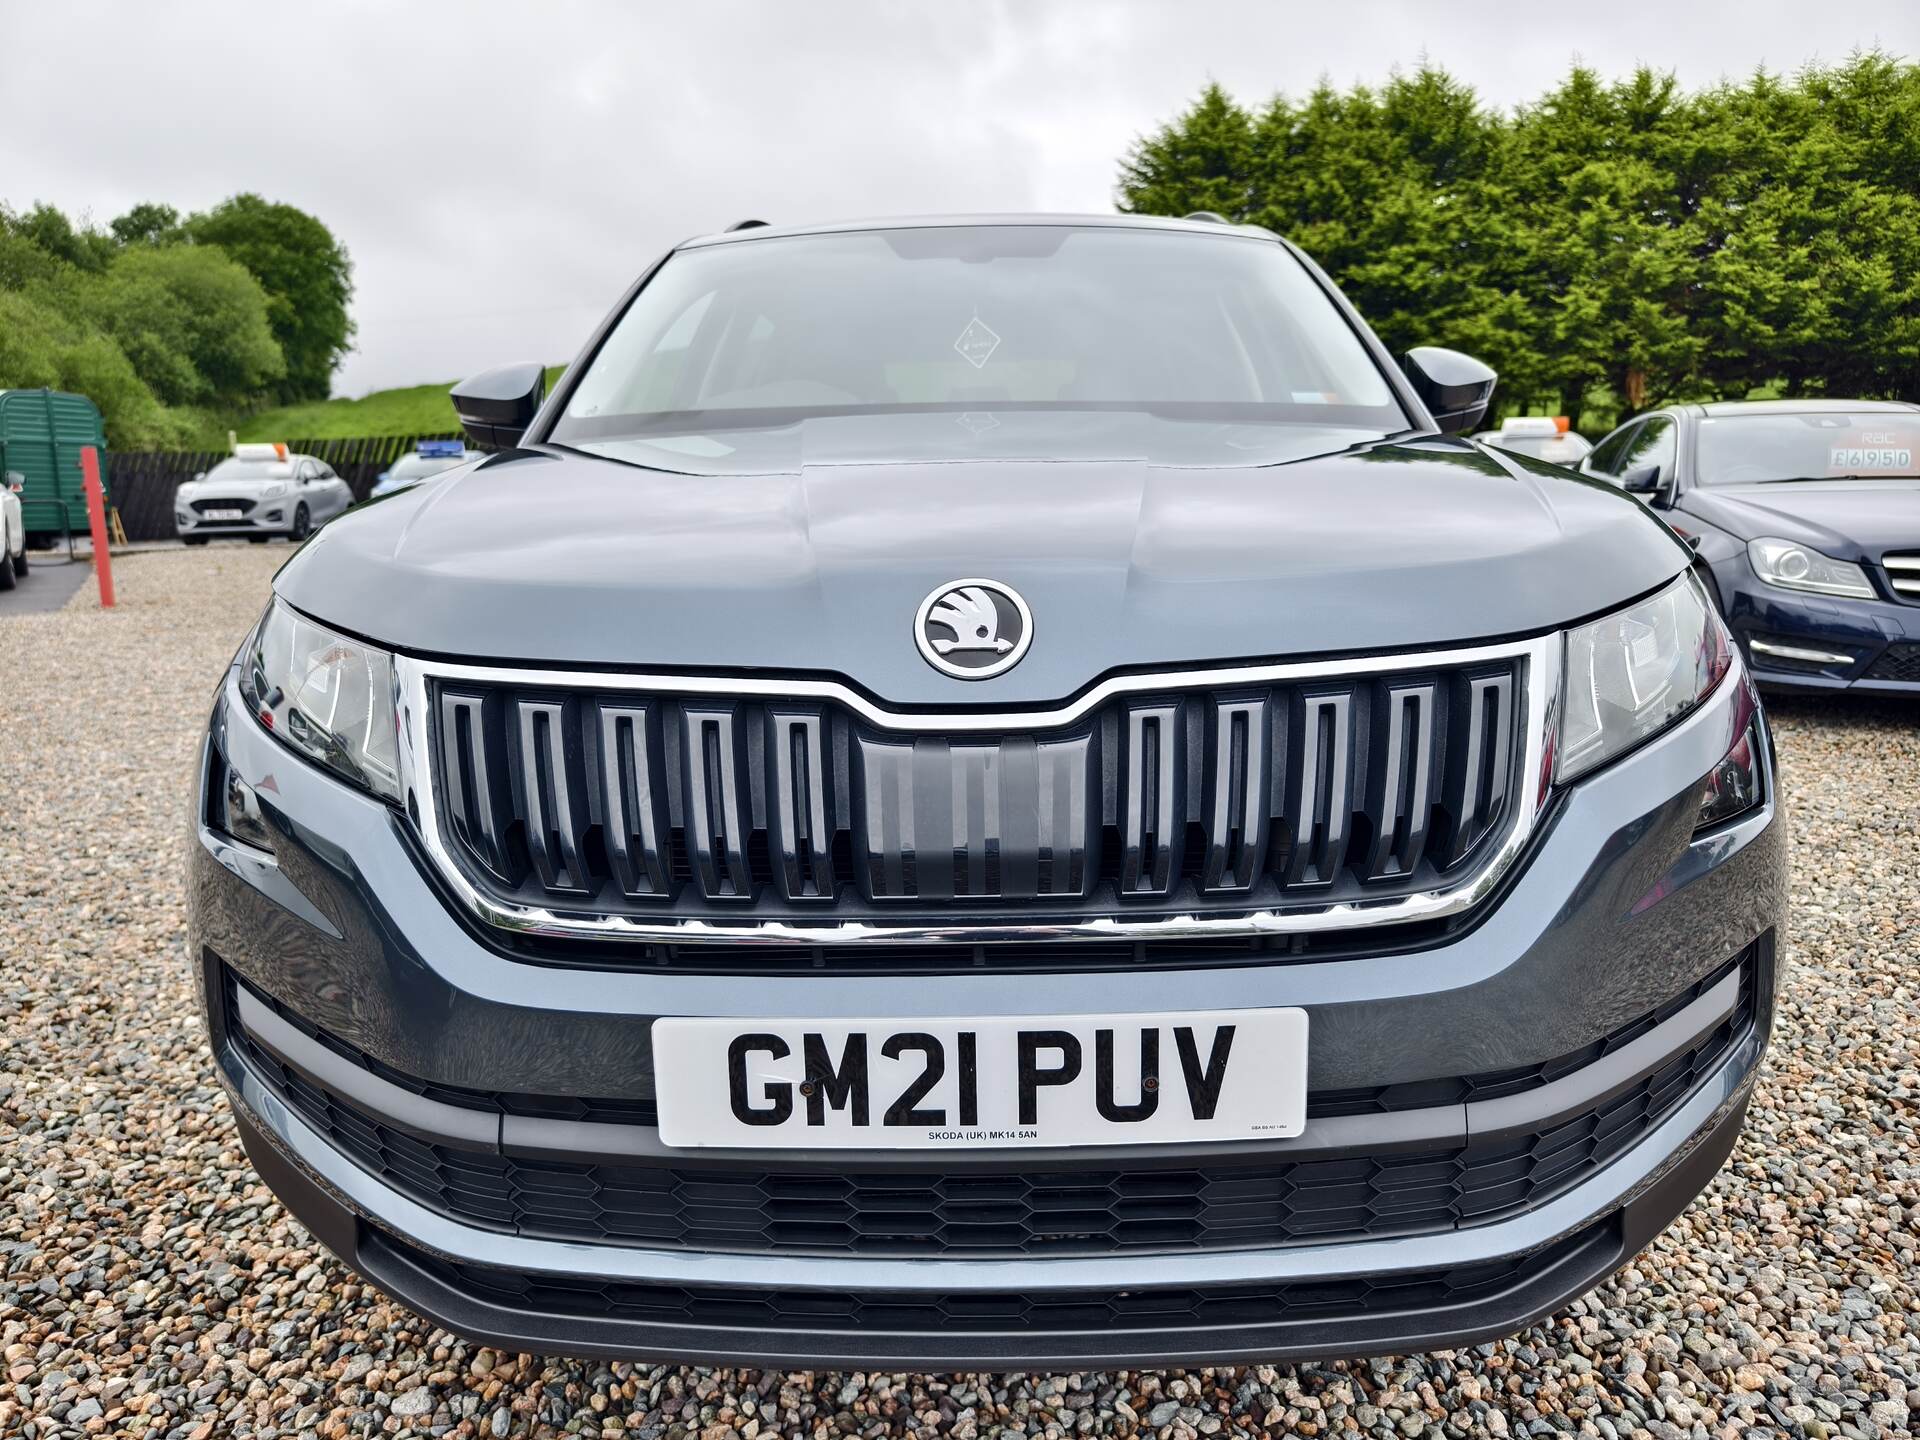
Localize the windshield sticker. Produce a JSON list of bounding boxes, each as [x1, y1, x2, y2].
[[1829, 436, 1914, 473], [953, 316, 1001, 369]]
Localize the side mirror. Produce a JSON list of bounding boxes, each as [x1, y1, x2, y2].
[[1620, 463, 1664, 494], [1402, 346, 1497, 434], [451, 363, 547, 451], [193, 470, 207, 483]]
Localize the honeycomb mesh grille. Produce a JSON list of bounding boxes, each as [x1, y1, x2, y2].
[[1864, 644, 1920, 684]]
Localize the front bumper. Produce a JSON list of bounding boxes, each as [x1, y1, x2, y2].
[[177, 499, 299, 537], [1713, 556, 1920, 695], [190, 657, 1785, 1366]]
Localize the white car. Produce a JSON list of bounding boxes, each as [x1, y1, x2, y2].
[[1475, 416, 1593, 466], [0, 470, 26, 589], [175, 444, 354, 545]]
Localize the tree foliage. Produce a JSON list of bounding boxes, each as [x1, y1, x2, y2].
[[0, 193, 353, 445], [189, 193, 355, 403], [1118, 54, 1920, 426]]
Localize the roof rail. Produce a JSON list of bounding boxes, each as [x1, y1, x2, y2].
[[1184, 211, 1230, 224], [726, 219, 770, 232]]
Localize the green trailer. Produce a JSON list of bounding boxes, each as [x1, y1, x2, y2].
[[0, 388, 110, 544]]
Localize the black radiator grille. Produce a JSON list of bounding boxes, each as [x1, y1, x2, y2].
[[1864, 643, 1920, 684], [229, 952, 1753, 1260], [424, 655, 1528, 929]]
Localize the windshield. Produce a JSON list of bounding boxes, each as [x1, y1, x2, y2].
[[1697, 411, 1920, 484], [551, 225, 1408, 474], [202, 459, 293, 483]]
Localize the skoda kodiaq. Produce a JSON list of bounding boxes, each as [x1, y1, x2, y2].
[[189, 215, 1785, 1367]]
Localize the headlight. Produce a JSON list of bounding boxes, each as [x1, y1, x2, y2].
[[240, 600, 401, 801], [261, 482, 291, 499], [1557, 572, 1731, 782], [1747, 537, 1874, 598]]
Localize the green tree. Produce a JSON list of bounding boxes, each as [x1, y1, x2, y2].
[[110, 202, 184, 248], [1115, 55, 1919, 425], [1695, 56, 1920, 398], [188, 193, 353, 401], [86, 245, 285, 407], [2, 202, 115, 272], [1117, 83, 1259, 221], [1505, 67, 1712, 420], [0, 290, 177, 447]]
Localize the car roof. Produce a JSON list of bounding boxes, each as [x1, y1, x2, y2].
[[1688, 398, 1920, 417], [678, 213, 1279, 249]]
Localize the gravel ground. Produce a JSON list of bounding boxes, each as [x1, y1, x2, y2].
[[2, 547, 1916, 1439]]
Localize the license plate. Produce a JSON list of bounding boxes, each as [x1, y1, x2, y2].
[[202, 508, 244, 520], [652, 1009, 1307, 1149]]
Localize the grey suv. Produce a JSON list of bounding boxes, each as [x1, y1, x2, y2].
[[189, 215, 1784, 1367]]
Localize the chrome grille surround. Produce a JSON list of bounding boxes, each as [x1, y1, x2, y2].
[[392, 633, 1559, 947], [1882, 552, 1920, 601]]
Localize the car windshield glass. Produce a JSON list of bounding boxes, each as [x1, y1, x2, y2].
[[551, 225, 1409, 474], [205, 459, 293, 482], [1697, 412, 1920, 483]]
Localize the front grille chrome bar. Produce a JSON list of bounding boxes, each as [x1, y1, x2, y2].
[[393, 635, 1560, 946]]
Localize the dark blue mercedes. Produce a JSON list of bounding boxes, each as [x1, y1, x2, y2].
[[1582, 399, 1920, 695]]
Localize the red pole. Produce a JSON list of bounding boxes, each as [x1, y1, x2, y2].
[[80, 445, 115, 608]]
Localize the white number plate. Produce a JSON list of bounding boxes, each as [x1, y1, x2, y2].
[[652, 1009, 1308, 1150], [202, 508, 244, 519]]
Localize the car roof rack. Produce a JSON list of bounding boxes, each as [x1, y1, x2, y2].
[[1184, 211, 1230, 224], [726, 219, 770, 231]]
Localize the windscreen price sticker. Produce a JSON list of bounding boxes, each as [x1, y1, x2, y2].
[[1830, 445, 1913, 472]]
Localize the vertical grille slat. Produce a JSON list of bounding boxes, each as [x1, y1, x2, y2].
[[437, 691, 519, 884], [1439, 672, 1514, 869], [1364, 681, 1436, 881], [1033, 734, 1097, 898], [1119, 701, 1181, 896], [598, 702, 672, 899], [1200, 696, 1269, 892], [680, 708, 754, 900], [425, 650, 1528, 934], [515, 698, 592, 893], [1284, 690, 1354, 888], [769, 710, 835, 901]]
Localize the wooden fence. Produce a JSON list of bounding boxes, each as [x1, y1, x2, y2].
[[103, 433, 466, 542]]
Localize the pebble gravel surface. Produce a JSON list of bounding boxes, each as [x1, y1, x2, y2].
[[2, 547, 1916, 1440]]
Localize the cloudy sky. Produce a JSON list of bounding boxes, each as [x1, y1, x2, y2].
[[4, 1, 1912, 396]]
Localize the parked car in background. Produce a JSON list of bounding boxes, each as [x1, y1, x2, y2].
[[191, 214, 1782, 1368], [369, 440, 481, 498], [175, 444, 354, 544], [1476, 415, 1592, 466], [0, 469, 28, 589], [1582, 399, 1920, 695]]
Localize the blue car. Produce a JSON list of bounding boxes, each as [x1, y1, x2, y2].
[[368, 439, 479, 498], [1581, 400, 1920, 696]]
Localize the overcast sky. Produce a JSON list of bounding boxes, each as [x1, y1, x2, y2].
[[4, 1, 1913, 397]]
